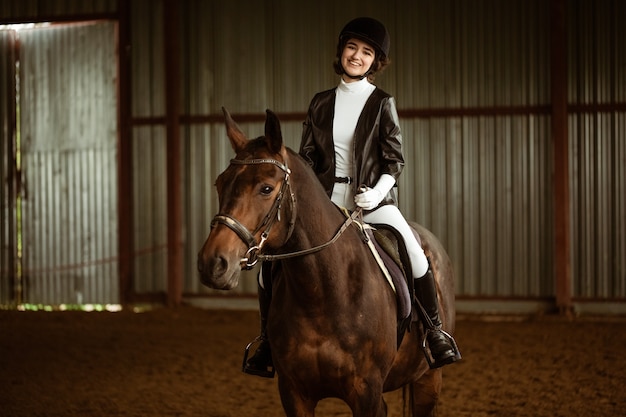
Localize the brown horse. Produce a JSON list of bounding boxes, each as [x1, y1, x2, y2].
[[197, 108, 457, 417]]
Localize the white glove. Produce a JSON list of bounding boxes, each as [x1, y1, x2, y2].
[[354, 187, 383, 210], [354, 174, 396, 210]]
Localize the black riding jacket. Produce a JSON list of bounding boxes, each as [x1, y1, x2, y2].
[[299, 86, 404, 206]]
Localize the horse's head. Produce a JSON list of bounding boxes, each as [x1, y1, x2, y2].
[[197, 108, 295, 290]]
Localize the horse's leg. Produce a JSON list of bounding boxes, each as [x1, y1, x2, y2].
[[277, 378, 317, 417], [352, 396, 388, 417], [343, 378, 388, 417], [409, 369, 442, 417]]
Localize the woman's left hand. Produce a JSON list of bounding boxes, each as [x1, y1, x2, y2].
[[355, 187, 384, 210]]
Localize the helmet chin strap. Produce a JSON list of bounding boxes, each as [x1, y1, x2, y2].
[[341, 64, 371, 81], [345, 72, 366, 80]]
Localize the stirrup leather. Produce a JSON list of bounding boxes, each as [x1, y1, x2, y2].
[[242, 336, 275, 378]]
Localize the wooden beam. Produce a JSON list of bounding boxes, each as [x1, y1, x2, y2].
[[551, 0, 572, 314], [164, 0, 183, 307], [116, 0, 134, 306]]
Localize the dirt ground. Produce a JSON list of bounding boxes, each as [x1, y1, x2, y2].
[[1, 305, 625, 417]]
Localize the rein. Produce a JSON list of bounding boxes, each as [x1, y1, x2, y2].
[[259, 208, 362, 262], [210, 156, 362, 269]]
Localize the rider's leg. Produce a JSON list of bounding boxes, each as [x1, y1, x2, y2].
[[413, 266, 460, 368], [243, 261, 274, 378], [364, 205, 460, 369]]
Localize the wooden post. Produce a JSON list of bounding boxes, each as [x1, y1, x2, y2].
[[551, 0, 572, 314], [117, 0, 134, 306], [164, 0, 183, 306]]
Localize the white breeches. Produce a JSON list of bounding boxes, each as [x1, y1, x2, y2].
[[363, 205, 429, 278], [332, 183, 430, 278]]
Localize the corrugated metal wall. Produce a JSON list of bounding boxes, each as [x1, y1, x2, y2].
[[568, 0, 626, 299], [129, 1, 168, 295], [0, 0, 116, 18], [1, 0, 624, 309], [18, 22, 119, 304], [123, 0, 625, 305], [172, 0, 558, 299], [392, 0, 554, 298], [1, 30, 16, 305]]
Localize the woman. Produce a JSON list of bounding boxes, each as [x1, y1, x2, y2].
[[244, 17, 460, 378]]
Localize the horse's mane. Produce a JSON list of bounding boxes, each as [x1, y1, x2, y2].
[[284, 147, 322, 194]]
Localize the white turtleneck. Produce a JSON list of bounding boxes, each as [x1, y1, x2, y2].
[[332, 77, 376, 178]]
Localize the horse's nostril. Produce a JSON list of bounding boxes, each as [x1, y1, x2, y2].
[[213, 255, 228, 275], [197, 253, 228, 277]]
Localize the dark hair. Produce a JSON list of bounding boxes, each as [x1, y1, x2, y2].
[[332, 36, 391, 82]]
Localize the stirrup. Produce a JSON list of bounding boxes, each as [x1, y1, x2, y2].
[[421, 328, 462, 369], [242, 336, 275, 378]]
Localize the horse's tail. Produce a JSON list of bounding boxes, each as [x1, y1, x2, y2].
[[402, 384, 438, 417]]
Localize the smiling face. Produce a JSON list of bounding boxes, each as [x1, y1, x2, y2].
[[340, 38, 376, 82]]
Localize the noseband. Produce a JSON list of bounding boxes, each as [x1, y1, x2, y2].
[[211, 157, 296, 269]]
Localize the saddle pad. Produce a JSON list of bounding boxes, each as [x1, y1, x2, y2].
[[364, 227, 411, 319]]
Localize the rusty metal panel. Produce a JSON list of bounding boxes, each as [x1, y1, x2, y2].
[[18, 22, 118, 305]]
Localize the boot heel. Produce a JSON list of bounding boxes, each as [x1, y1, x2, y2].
[[242, 337, 275, 378], [421, 328, 462, 369]]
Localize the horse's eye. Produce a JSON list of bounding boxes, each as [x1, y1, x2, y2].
[[260, 185, 273, 195]]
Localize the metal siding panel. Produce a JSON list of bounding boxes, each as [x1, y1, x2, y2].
[[183, 121, 265, 296], [568, 0, 626, 299], [177, 0, 558, 301], [19, 23, 118, 305], [270, 1, 340, 111], [1, 30, 15, 304], [131, 0, 165, 118], [182, 0, 270, 114], [177, 0, 626, 307], [132, 126, 168, 293], [0, 0, 117, 19], [617, 113, 626, 297]]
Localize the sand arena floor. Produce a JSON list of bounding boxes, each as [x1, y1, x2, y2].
[[1, 306, 625, 416]]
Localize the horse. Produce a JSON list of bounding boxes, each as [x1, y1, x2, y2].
[[197, 108, 458, 417]]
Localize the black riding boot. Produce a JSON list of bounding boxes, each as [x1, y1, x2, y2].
[[414, 268, 461, 369], [242, 264, 275, 378]]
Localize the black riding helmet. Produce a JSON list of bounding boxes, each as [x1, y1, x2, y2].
[[339, 17, 390, 58], [334, 17, 391, 81]]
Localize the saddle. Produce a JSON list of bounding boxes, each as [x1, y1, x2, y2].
[[361, 222, 420, 347]]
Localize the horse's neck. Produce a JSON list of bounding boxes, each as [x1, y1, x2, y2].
[[280, 157, 369, 291], [288, 158, 349, 249]]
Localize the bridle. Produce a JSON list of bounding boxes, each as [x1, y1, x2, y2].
[[211, 157, 296, 269], [210, 156, 363, 270]]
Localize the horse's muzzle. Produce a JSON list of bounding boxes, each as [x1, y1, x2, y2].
[[197, 252, 240, 290]]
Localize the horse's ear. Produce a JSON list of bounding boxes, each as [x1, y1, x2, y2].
[[222, 107, 248, 152], [264, 109, 283, 154]]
